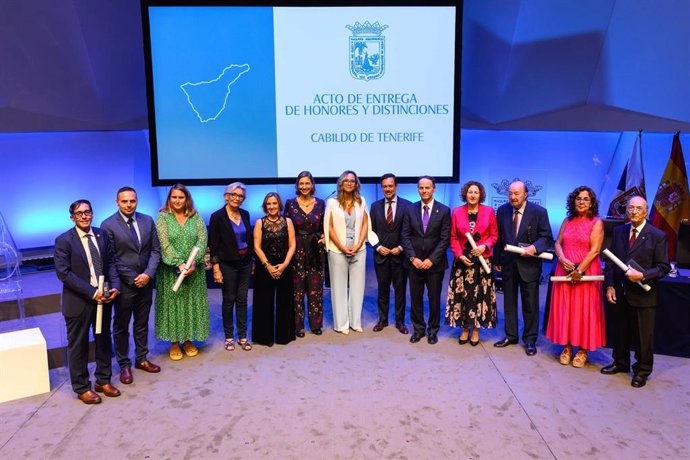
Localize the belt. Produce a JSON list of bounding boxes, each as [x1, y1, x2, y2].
[[238, 248, 249, 256]]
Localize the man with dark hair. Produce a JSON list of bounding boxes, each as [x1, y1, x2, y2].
[[101, 187, 161, 384], [494, 180, 553, 356], [602, 196, 670, 388], [402, 176, 451, 344], [54, 199, 121, 404], [370, 173, 412, 334]]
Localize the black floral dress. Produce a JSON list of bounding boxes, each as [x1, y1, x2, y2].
[[284, 198, 325, 331]]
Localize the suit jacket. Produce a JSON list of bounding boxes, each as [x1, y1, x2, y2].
[[54, 226, 120, 317], [208, 207, 253, 263], [494, 201, 553, 282], [101, 211, 161, 286], [401, 200, 451, 272], [370, 196, 412, 265], [449, 204, 498, 259], [604, 221, 670, 307]]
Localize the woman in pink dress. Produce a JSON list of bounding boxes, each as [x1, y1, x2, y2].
[[546, 186, 605, 367]]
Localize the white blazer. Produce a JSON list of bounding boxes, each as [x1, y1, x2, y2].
[[324, 197, 379, 253]]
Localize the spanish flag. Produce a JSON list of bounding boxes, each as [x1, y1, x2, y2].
[[650, 132, 690, 259]]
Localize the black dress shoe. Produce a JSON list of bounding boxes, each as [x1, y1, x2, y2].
[[396, 323, 409, 335], [494, 337, 518, 348], [600, 363, 630, 375], [312, 328, 322, 336], [372, 322, 387, 332], [410, 332, 423, 343], [631, 374, 647, 388], [525, 342, 537, 356], [427, 334, 438, 345], [296, 330, 306, 338]]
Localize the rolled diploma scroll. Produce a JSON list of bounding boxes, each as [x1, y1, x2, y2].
[[504, 244, 554, 261], [95, 275, 104, 334], [550, 275, 604, 282], [601, 248, 651, 292], [172, 246, 200, 292], [464, 232, 491, 274]]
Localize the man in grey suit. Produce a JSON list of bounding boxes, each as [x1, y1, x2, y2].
[[370, 173, 412, 334], [602, 196, 670, 388], [401, 176, 451, 345], [493, 180, 553, 356], [101, 187, 161, 384]]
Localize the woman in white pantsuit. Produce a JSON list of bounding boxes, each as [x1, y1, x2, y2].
[[324, 170, 378, 334]]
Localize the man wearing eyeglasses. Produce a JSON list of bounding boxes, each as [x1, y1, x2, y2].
[[101, 187, 161, 385], [54, 200, 121, 404]]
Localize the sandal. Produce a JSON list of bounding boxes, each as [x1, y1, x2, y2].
[[169, 343, 183, 361], [238, 339, 252, 351], [224, 339, 235, 351], [182, 341, 199, 357], [572, 350, 588, 368], [559, 346, 573, 365]]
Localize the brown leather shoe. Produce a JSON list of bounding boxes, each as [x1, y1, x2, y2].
[[135, 360, 161, 373], [94, 383, 121, 397], [372, 321, 388, 332], [120, 367, 133, 384], [396, 323, 409, 335], [78, 390, 102, 405]]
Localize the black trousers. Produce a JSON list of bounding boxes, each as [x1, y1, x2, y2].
[[65, 301, 113, 394], [374, 259, 407, 326], [502, 269, 540, 343], [408, 268, 444, 336], [612, 297, 655, 377], [252, 266, 295, 346], [113, 282, 154, 368]]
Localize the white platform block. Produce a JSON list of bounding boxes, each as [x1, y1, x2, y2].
[[0, 327, 50, 404]]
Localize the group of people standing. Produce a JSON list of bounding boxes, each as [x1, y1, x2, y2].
[[54, 174, 670, 404]]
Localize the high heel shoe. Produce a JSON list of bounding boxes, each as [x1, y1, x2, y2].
[[458, 333, 469, 345], [470, 331, 480, 347]]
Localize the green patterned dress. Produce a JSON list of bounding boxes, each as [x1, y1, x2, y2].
[[155, 211, 210, 342]]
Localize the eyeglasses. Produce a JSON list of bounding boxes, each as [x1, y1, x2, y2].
[[575, 197, 591, 202], [342, 179, 356, 184], [72, 211, 93, 218], [229, 193, 245, 200]]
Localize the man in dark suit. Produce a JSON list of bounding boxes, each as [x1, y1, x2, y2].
[[370, 173, 412, 334], [54, 199, 121, 404], [602, 196, 670, 388], [494, 180, 553, 356], [101, 187, 161, 385], [401, 176, 451, 345]]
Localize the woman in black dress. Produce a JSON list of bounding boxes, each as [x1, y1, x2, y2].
[[284, 171, 325, 337], [252, 193, 296, 346]]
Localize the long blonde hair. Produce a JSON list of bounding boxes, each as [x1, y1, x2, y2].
[[160, 183, 197, 216], [336, 170, 362, 208]]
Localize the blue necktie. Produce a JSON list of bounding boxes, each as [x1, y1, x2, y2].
[[86, 234, 103, 277], [127, 217, 140, 250]]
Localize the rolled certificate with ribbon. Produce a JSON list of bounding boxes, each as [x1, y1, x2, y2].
[[95, 275, 104, 334], [464, 232, 491, 274], [550, 275, 604, 282], [602, 248, 651, 292], [172, 246, 200, 292], [504, 244, 554, 261]]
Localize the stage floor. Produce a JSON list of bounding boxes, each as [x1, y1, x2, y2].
[[1, 258, 689, 459]]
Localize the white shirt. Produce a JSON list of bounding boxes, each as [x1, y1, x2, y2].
[[119, 211, 141, 243], [75, 226, 100, 288]]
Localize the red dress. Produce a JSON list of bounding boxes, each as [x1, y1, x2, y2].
[[546, 217, 606, 350]]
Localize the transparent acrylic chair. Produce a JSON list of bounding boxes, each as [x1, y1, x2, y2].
[[0, 211, 26, 332]]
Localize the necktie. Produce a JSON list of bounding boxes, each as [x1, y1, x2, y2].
[[386, 201, 394, 227], [86, 234, 103, 277], [127, 217, 140, 250], [629, 228, 637, 248], [422, 205, 430, 233], [513, 210, 520, 237]]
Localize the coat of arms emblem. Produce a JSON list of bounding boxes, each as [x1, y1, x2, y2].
[[346, 21, 388, 81]]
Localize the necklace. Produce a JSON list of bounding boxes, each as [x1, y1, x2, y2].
[[266, 216, 280, 223]]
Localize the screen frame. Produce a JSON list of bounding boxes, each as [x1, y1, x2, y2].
[[141, 0, 462, 185]]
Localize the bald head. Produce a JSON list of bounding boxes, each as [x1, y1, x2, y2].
[[508, 181, 528, 210]]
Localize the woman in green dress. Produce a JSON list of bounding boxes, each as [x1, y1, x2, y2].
[[155, 184, 210, 360]]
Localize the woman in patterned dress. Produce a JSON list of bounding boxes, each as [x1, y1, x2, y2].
[[155, 184, 209, 361], [445, 181, 498, 346], [209, 182, 254, 352], [546, 186, 605, 368], [252, 193, 296, 346], [284, 171, 325, 337]]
